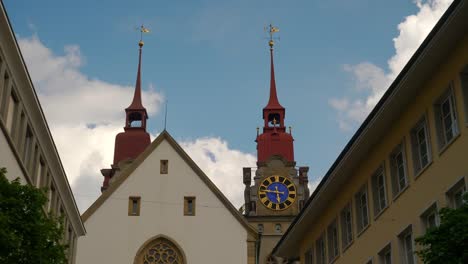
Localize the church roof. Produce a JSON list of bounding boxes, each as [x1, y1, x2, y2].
[[81, 130, 257, 238]]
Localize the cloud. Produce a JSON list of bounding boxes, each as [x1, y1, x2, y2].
[[18, 35, 164, 212], [19, 34, 256, 212], [180, 137, 256, 208], [330, 0, 453, 130]]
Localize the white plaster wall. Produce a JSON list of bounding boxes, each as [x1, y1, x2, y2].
[[76, 139, 249, 264], [0, 130, 26, 182]]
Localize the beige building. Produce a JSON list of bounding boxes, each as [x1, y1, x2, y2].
[[273, 0, 468, 263], [0, 1, 86, 263]]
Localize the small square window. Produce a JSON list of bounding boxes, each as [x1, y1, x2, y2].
[[128, 196, 141, 216], [257, 224, 264, 234], [434, 85, 459, 150], [410, 116, 432, 175], [275, 223, 282, 233], [390, 143, 408, 198], [184, 196, 196, 216], [160, 160, 168, 174]]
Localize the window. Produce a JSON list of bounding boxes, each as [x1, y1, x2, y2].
[[390, 143, 408, 198], [378, 244, 392, 264], [434, 86, 459, 149], [371, 165, 388, 217], [327, 219, 339, 262], [184, 196, 196, 216], [315, 235, 326, 264], [22, 126, 33, 169], [5, 92, 18, 133], [398, 226, 415, 264], [340, 203, 353, 249], [275, 223, 282, 233], [304, 248, 314, 264], [257, 224, 264, 234], [446, 178, 466, 209], [0, 71, 9, 116], [128, 196, 141, 216], [160, 159, 168, 174], [460, 65, 468, 123], [410, 117, 432, 175], [420, 203, 439, 231], [49, 183, 56, 213], [355, 184, 369, 234], [35, 159, 45, 187]]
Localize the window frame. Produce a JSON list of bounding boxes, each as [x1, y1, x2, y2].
[[315, 234, 327, 264], [340, 202, 354, 250], [371, 164, 388, 218], [398, 226, 415, 264], [304, 248, 314, 264], [160, 159, 168, 174], [184, 196, 196, 216], [410, 116, 432, 177], [327, 218, 340, 263], [420, 202, 439, 232], [355, 184, 370, 235], [446, 177, 467, 209], [460, 65, 468, 125], [433, 85, 460, 151], [128, 196, 141, 216], [389, 142, 409, 199], [378, 243, 392, 264]]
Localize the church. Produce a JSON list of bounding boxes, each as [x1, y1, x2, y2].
[[75, 25, 306, 264]]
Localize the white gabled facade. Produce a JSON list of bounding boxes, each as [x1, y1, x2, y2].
[[77, 131, 257, 264]]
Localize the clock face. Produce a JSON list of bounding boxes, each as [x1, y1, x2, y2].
[[258, 175, 296, 211]]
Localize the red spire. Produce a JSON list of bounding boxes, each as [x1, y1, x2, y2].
[[264, 46, 284, 110], [127, 41, 145, 110]]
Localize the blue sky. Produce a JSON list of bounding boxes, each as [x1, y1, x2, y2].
[[3, 0, 452, 210]]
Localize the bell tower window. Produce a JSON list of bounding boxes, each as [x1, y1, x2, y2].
[[128, 112, 143, 127], [268, 113, 281, 127]]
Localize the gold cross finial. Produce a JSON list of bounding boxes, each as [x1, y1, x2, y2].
[[265, 24, 280, 48], [138, 25, 150, 47]]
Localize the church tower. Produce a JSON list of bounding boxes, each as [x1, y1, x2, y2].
[[243, 25, 310, 263], [101, 37, 151, 192]]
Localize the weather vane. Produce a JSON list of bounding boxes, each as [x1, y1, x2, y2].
[[264, 24, 280, 48], [137, 25, 150, 47]]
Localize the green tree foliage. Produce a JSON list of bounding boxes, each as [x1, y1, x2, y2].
[[0, 167, 68, 264], [416, 193, 468, 264]]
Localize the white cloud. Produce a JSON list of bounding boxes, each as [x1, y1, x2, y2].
[[330, 0, 453, 130], [19, 34, 256, 212], [180, 137, 256, 208]]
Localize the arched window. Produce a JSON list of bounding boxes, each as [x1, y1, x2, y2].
[[135, 236, 185, 264]]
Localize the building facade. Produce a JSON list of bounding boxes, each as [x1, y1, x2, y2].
[[273, 0, 468, 263], [243, 30, 310, 264], [0, 1, 86, 263]]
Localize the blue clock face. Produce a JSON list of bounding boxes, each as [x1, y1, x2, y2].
[[258, 176, 296, 210]]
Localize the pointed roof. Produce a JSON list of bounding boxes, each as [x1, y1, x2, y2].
[[81, 130, 257, 238], [126, 42, 146, 111], [264, 47, 284, 110]]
